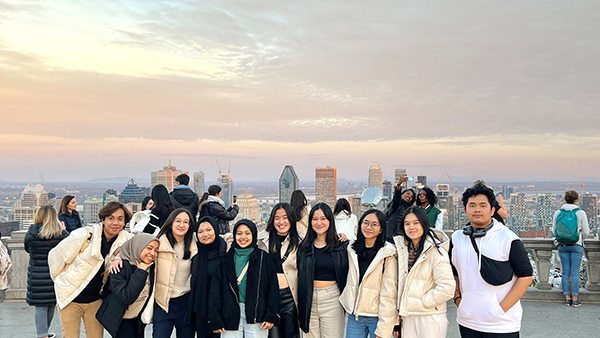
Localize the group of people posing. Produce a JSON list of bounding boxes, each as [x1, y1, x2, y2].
[[23, 174, 537, 338]]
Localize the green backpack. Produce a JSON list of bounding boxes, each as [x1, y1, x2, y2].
[[555, 208, 580, 245]]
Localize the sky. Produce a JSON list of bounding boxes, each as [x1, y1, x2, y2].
[[1, 0, 599, 183]]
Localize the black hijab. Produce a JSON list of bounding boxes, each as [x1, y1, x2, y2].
[[230, 219, 259, 250]]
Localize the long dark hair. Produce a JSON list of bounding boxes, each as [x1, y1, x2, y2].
[[59, 195, 76, 215], [199, 184, 222, 204], [416, 187, 438, 207], [290, 190, 307, 219], [158, 208, 195, 259], [300, 203, 339, 252], [401, 188, 417, 205], [151, 184, 175, 216], [352, 209, 386, 257], [141, 196, 152, 210], [400, 206, 441, 257], [266, 203, 300, 254], [333, 198, 351, 216]]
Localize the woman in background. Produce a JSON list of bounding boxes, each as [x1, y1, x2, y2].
[[290, 190, 309, 237], [198, 185, 239, 235], [333, 198, 358, 241], [142, 196, 154, 211], [58, 195, 82, 233], [145, 184, 175, 235], [415, 187, 443, 230]]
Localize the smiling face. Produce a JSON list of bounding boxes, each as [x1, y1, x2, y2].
[[102, 208, 125, 240], [311, 209, 330, 236], [171, 212, 190, 240], [404, 213, 424, 244], [273, 208, 291, 236], [361, 213, 382, 241], [402, 190, 414, 203], [465, 194, 495, 228], [197, 221, 216, 245], [67, 198, 77, 212], [140, 240, 159, 264], [235, 224, 253, 248]]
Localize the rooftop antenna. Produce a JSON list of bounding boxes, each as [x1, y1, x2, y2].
[[228, 161, 231, 177]]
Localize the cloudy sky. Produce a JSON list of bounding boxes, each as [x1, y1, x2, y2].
[[1, 0, 599, 183]]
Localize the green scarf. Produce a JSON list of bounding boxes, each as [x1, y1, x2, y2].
[[234, 247, 254, 303]]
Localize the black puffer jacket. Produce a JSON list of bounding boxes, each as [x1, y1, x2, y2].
[[170, 187, 200, 223], [24, 223, 69, 306], [208, 248, 279, 331], [199, 200, 239, 234], [386, 187, 415, 242], [296, 241, 349, 333], [58, 211, 82, 233]]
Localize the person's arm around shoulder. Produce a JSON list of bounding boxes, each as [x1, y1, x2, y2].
[[48, 227, 88, 280], [421, 247, 455, 308], [375, 254, 399, 338], [109, 261, 151, 305], [499, 239, 533, 313]]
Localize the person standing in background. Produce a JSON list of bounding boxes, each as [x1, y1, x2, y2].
[[58, 195, 82, 233], [170, 174, 200, 225], [290, 190, 309, 237]]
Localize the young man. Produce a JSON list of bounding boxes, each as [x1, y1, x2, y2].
[[170, 173, 200, 224], [49, 201, 134, 338], [450, 182, 533, 338]]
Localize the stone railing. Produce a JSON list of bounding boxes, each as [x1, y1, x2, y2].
[[3, 230, 28, 302]]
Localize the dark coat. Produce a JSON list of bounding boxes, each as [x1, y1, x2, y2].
[[170, 186, 200, 223], [24, 223, 69, 306], [199, 202, 239, 234], [96, 260, 154, 338], [386, 187, 414, 242], [58, 211, 82, 233], [208, 248, 279, 331], [296, 241, 349, 333]]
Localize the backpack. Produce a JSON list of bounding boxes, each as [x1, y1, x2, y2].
[[555, 208, 580, 245]]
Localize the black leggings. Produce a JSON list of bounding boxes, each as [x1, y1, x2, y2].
[[269, 287, 299, 338], [459, 325, 519, 338]]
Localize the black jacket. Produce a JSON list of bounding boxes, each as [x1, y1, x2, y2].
[[386, 187, 413, 242], [208, 248, 279, 331], [58, 211, 82, 233], [199, 201, 239, 234], [296, 241, 349, 333], [170, 186, 200, 223], [96, 260, 154, 337], [24, 223, 69, 306]]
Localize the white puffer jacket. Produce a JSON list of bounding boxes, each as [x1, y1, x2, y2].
[[339, 241, 398, 338], [48, 224, 133, 309], [394, 229, 455, 316]]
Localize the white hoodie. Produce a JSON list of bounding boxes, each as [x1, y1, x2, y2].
[[335, 211, 358, 241]]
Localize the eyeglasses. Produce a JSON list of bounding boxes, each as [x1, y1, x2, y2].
[[362, 221, 380, 228]]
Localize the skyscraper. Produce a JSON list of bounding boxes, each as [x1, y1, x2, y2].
[[368, 162, 383, 189], [103, 189, 119, 205], [395, 169, 407, 189], [279, 165, 299, 203], [509, 193, 527, 234], [119, 178, 145, 204], [417, 176, 427, 187], [193, 171, 205, 194], [536, 193, 553, 231], [436, 184, 453, 229], [83, 198, 103, 225], [316, 167, 337, 208], [10, 184, 49, 230], [382, 180, 393, 202], [581, 193, 598, 237], [233, 194, 262, 225], [217, 174, 234, 209], [151, 163, 187, 192]]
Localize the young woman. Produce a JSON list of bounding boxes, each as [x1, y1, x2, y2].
[[154, 208, 197, 338], [386, 176, 416, 242], [554, 190, 590, 307], [96, 234, 159, 338], [198, 185, 239, 234], [25, 205, 69, 338], [258, 203, 302, 338], [333, 198, 358, 241], [209, 219, 279, 338], [393, 207, 454, 338], [189, 216, 227, 338], [339, 209, 398, 338], [416, 187, 443, 230], [58, 195, 82, 233], [145, 184, 175, 235], [142, 196, 154, 211], [290, 190, 309, 236], [296, 203, 349, 338]]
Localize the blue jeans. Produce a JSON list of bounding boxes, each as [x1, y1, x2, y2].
[[35, 305, 55, 338], [345, 314, 378, 338], [558, 244, 585, 296], [221, 303, 268, 338]]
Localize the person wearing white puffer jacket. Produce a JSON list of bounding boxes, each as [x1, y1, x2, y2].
[[333, 198, 358, 241]]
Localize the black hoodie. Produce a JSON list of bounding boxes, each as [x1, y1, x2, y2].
[[170, 186, 200, 224]]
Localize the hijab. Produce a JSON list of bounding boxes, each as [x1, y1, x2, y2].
[[231, 219, 258, 250], [119, 233, 157, 264]]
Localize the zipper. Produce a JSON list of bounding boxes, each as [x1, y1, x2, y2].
[[254, 251, 263, 323], [229, 282, 239, 305]]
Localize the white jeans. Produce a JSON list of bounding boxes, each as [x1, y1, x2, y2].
[[221, 303, 268, 338]]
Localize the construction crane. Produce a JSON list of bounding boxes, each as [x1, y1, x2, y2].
[[447, 174, 460, 198], [215, 158, 222, 177], [39, 173, 49, 192], [573, 182, 586, 196], [436, 174, 445, 186]]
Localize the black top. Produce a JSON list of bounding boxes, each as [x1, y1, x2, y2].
[[269, 233, 287, 274], [358, 247, 378, 282], [313, 246, 336, 281], [73, 232, 116, 304], [492, 201, 505, 224]]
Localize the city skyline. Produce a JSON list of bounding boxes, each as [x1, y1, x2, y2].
[[1, 1, 599, 182]]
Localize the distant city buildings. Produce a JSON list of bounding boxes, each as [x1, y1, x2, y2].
[[435, 184, 455, 230], [217, 173, 234, 209], [83, 198, 103, 225], [279, 165, 299, 203], [509, 192, 527, 234], [10, 184, 49, 230], [119, 178, 145, 204], [151, 164, 187, 192], [103, 189, 119, 205], [417, 175, 427, 187], [382, 180, 393, 201], [315, 167, 337, 208], [368, 162, 383, 189], [193, 171, 205, 195], [536, 193, 553, 231], [395, 169, 407, 189], [581, 193, 598, 237], [233, 193, 262, 226]]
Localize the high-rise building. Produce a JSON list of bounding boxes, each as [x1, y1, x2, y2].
[[581, 193, 598, 237], [217, 174, 234, 209], [509, 193, 527, 234], [417, 176, 427, 187], [233, 194, 262, 226], [10, 184, 49, 230], [536, 193, 553, 231], [436, 184, 453, 229], [193, 172, 205, 195], [83, 198, 103, 225], [395, 169, 407, 189], [103, 189, 119, 205], [279, 165, 299, 203], [315, 167, 337, 208], [368, 162, 383, 189], [382, 180, 393, 202], [119, 178, 145, 204], [151, 164, 188, 192]]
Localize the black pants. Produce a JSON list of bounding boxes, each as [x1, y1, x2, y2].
[[116, 318, 145, 338], [269, 287, 299, 338], [459, 325, 519, 338]]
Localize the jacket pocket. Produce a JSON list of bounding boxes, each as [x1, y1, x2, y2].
[[458, 292, 504, 323]]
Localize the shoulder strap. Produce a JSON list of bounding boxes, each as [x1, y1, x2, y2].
[[469, 236, 480, 259], [237, 261, 250, 285], [79, 227, 93, 254]]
